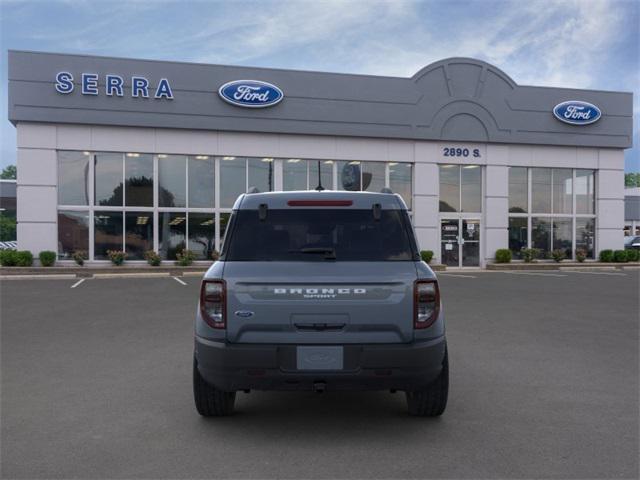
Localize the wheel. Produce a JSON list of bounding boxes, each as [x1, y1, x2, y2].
[[193, 357, 236, 417], [405, 346, 449, 417]]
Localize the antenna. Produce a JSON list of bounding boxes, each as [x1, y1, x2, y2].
[[314, 160, 325, 191]]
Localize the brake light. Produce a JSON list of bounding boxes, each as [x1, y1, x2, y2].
[[414, 280, 440, 329], [287, 200, 353, 207], [200, 279, 226, 329]]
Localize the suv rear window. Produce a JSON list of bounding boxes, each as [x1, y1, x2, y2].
[[224, 209, 417, 261]]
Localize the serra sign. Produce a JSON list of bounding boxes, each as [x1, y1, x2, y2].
[[55, 72, 174, 99]]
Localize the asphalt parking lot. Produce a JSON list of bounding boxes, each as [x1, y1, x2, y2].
[[1, 270, 638, 479]]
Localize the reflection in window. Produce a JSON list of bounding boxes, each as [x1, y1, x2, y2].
[[158, 212, 186, 260], [125, 153, 153, 206], [58, 211, 89, 258], [188, 156, 215, 208], [389, 163, 412, 209], [531, 168, 552, 213], [439, 165, 459, 212], [219, 212, 231, 250], [58, 151, 90, 205], [95, 153, 123, 206], [125, 212, 153, 260], [248, 158, 274, 193], [220, 157, 246, 207], [158, 155, 186, 207], [508, 217, 527, 259], [575, 170, 595, 214], [338, 161, 362, 191], [552, 169, 572, 214], [94, 211, 123, 259], [362, 162, 386, 193], [576, 218, 595, 258], [508, 167, 527, 213], [283, 159, 307, 190], [188, 213, 215, 259], [461, 165, 481, 212], [531, 217, 551, 258], [552, 217, 572, 257]]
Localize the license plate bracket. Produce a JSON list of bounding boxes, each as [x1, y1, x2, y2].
[[296, 346, 343, 371]]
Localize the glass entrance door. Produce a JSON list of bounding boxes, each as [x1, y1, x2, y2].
[[441, 218, 481, 267]]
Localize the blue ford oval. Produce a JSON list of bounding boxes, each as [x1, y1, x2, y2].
[[553, 100, 601, 125], [218, 80, 283, 108]]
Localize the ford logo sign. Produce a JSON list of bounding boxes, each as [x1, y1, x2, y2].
[[553, 100, 601, 125], [234, 310, 254, 318], [218, 80, 283, 108]]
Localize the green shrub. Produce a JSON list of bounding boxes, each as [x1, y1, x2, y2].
[[626, 249, 639, 262], [72, 250, 88, 266], [521, 248, 537, 263], [599, 249, 614, 262], [107, 250, 127, 266], [144, 250, 161, 266], [176, 249, 196, 266], [551, 249, 566, 263], [575, 248, 587, 263], [420, 250, 434, 264], [0, 249, 18, 266], [495, 249, 512, 263], [39, 250, 56, 267], [14, 250, 34, 267], [613, 250, 628, 263]]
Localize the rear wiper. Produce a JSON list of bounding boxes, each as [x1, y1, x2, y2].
[[292, 247, 337, 260]]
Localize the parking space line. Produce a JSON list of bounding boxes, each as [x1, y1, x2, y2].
[[172, 276, 187, 286], [439, 274, 477, 278], [502, 272, 567, 277], [70, 278, 86, 288], [566, 270, 626, 276]]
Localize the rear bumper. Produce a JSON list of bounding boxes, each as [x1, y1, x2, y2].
[[194, 336, 446, 392]]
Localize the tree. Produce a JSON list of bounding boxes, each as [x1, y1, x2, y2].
[[625, 172, 640, 188], [1, 165, 16, 179]]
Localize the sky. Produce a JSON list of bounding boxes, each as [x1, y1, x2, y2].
[[0, 0, 638, 172]]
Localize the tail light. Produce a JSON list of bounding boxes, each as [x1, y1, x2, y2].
[[414, 280, 440, 329], [200, 279, 226, 329]]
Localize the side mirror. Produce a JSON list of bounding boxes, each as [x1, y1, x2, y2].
[[632, 243, 640, 247]]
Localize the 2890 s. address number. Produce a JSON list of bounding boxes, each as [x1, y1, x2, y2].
[[443, 147, 481, 158]]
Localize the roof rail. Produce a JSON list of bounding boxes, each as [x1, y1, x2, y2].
[[380, 187, 393, 194], [247, 186, 260, 194]]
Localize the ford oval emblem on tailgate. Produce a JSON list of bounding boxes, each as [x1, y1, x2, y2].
[[234, 310, 254, 318]]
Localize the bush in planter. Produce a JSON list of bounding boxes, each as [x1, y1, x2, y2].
[[176, 249, 196, 266], [14, 250, 34, 267], [551, 249, 566, 263], [495, 249, 512, 263], [626, 249, 639, 262], [72, 250, 88, 266], [599, 249, 614, 262], [39, 250, 56, 267], [211, 250, 220, 261], [0, 249, 18, 266], [144, 250, 161, 266], [521, 248, 537, 263], [106, 250, 127, 266], [613, 250, 628, 263], [420, 250, 434, 264], [575, 248, 587, 263]]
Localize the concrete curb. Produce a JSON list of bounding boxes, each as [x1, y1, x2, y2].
[[486, 262, 639, 271]]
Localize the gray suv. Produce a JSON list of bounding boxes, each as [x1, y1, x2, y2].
[[193, 190, 448, 416]]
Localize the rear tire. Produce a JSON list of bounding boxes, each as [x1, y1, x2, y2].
[[405, 347, 449, 417], [193, 358, 236, 417]]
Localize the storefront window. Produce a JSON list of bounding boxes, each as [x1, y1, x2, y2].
[[461, 165, 481, 212], [95, 153, 123, 206], [57, 210, 89, 258], [220, 157, 246, 207], [94, 211, 123, 259], [508, 167, 527, 213], [439, 165, 459, 212], [125, 153, 153, 207], [125, 211, 153, 260], [188, 213, 215, 259], [575, 170, 595, 214], [248, 158, 274, 193], [58, 151, 90, 205], [531, 168, 552, 213], [508, 217, 527, 259], [552, 217, 572, 258], [158, 212, 186, 260], [188, 156, 215, 208], [552, 169, 572, 214], [389, 163, 412, 209], [283, 159, 307, 190], [531, 217, 551, 258], [576, 218, 595, 258], [158, 155, 186, 208], [362, 162, 386, 193]]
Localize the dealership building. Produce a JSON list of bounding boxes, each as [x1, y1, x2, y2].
[[7, 50, 633, 267]]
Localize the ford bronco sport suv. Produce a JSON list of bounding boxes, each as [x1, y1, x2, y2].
[[193, 190, 448, 416]]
